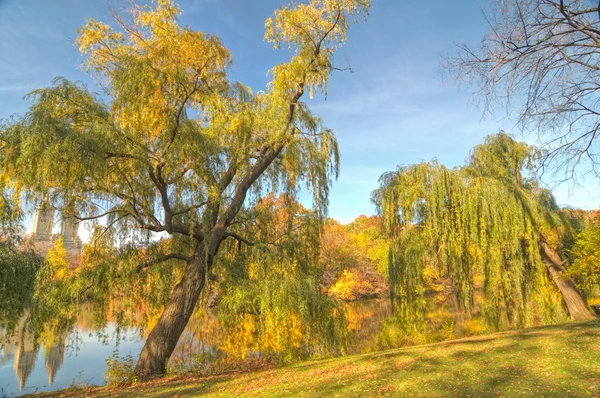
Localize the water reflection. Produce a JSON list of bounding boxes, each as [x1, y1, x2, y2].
[[0, 300, 391, 397], [13, 331, 37, 392], [4, 323, 69, 392], [0, 319, 143, 397], [44, 341, 65, 388]]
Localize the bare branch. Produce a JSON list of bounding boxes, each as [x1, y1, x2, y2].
[[446, 0, 600, 181]]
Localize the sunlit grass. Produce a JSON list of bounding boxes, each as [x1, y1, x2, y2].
[[34, 319, 600, 397]]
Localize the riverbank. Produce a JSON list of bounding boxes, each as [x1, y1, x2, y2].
[[32, 319, 600, 397]]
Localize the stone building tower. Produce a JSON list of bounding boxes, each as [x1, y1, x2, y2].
[[28, 203, 82, 258], [60, 215, 82, 249], [31, 202, 55, 241]]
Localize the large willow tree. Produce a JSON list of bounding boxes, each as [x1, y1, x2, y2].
[[374, 134, 595, 330], [0, 0, 370, 378]]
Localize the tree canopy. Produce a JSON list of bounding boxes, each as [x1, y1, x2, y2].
[[570, 214, 600, 293], [374, 133, 594, 330], [0, 0, 371, 378]]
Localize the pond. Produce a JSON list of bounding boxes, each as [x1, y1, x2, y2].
[[0, 300, 392, 397]]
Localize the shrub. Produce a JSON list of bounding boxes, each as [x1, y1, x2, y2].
[[105, 351, 137, 388], [329, 270, 376, 301]]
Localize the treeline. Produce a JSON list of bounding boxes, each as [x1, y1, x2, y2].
[[4, 135, 600, 367], [1, 0, 600, 382]]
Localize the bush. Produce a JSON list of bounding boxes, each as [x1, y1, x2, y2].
[[105, 351, 137, 388], [168, 350, 278, 377], [329, 270, 376, 301]]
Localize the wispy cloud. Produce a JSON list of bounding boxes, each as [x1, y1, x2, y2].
[[0, 83, 38, 92]]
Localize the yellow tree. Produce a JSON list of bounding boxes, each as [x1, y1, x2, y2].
[[46, 238, 68, 280], [0, 0, 370, 378]]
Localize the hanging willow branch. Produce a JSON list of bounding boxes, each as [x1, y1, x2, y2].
[[374, 133, 593, 330]]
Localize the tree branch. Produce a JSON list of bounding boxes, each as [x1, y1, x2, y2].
[[223, 231, 255, 246], [137, 252, 192, 272]]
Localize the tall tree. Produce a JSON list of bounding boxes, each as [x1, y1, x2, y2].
[[446, 0, 600, 178], [0, 0, 370, 379], [374, 133, 595, 330]]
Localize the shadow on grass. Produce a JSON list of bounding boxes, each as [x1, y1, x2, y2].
[[50, 320, 600, 398]]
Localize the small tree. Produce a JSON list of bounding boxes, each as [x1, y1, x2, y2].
[[0, 0, 370, 378], [446, 0, 600, 178], [46, 237, 69, 279]]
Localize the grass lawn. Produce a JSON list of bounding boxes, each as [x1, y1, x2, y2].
[[35, 320, 600, 397]]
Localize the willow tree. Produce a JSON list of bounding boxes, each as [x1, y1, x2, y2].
[[0, 244, 42, 332], [0, 0, 370, 378], [0, 190, 40, 333], [217, 194, 347, 361], [374, 133, 595, 331]]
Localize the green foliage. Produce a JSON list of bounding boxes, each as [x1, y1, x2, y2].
[[0, 189, 24, 246], [374, 133, 569, 330], [30, 238, 82, 337], [105, 351, 138, 388], [217, 195, 347, 361], [347, 216, 389, 275], [0, 0, 370, 369], [569, 215, 600, 293], [0, 244, 42, 331]]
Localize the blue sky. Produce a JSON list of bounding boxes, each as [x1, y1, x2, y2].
[[1, 0, 599, 234]]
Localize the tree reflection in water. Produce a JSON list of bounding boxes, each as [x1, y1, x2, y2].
[[0, 299, 396, 396]]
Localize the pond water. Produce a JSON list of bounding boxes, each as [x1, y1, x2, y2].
[[0, 300, 391, 397]]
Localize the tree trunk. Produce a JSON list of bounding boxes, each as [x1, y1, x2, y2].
[[540, 242, 596, 321], [133, 251, 207, 380]]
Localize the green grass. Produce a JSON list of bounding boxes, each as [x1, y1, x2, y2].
[[37, 320, 600, 397]]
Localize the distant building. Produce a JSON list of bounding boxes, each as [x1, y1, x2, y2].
[[59, 214, 82, 250], [24, 203, 82, 265], [31, 202, 54, 242]]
